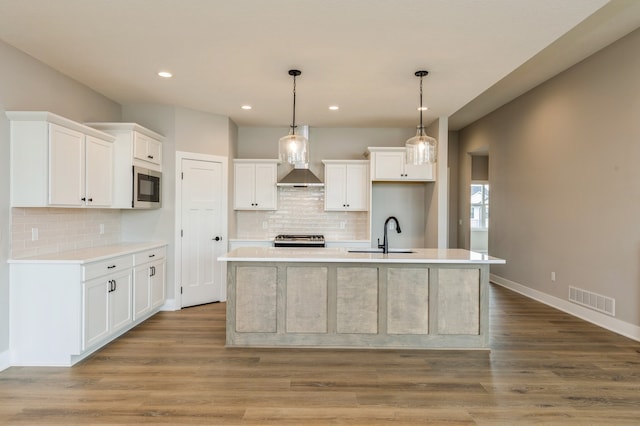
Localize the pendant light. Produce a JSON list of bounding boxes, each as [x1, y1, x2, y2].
[[278, 69, 309, 166], [406, 70, 437, 165]]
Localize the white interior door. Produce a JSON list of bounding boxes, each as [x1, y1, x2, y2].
[[180, 158, 224, 307]]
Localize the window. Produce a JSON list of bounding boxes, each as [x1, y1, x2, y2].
[[470, 183, 489, 229]]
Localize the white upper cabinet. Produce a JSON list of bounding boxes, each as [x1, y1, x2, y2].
[[84, 135, 114, 207], [368, 147, 434, 182], [323, 160, 369, 211], [84, 122, 165, 208], [7, 111, 115, 208], [234, 160, 278, 210], [133, 131, 162, 167]]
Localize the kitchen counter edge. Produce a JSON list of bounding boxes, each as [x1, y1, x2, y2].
[[218, 247, 505, 264], [8, 242, 168, 264]]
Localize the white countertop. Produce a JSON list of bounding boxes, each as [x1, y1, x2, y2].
[[8, 242, 167, 264], [218, 247, 505, 264]]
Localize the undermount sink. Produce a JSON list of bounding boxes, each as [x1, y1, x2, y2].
[[348, 249, 415, 254]]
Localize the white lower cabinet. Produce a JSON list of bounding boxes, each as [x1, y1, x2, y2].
[[9, 243, 166, 367], [83, 267, 133, 350], [133, 247, 167, 320]]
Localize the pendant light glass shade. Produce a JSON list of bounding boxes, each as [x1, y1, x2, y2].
[[406, 70, 437, 165], [406, 128, 437, 165], [278, 132, 308, 165], [278, 69, 309, 166]]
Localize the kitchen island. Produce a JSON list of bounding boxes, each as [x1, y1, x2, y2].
[[218, 247, 505, 350]]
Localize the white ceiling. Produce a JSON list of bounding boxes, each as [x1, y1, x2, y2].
[[1, 0, 640, 130]]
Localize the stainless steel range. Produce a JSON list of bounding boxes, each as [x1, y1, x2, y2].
[[274, 234, 325, 248]]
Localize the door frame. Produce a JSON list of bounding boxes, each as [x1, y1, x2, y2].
[[174, 151, 228, 308]]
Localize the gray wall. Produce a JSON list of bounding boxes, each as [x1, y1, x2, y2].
[[448, 131, 459, 247], [0, 40, 121, 358], [458, 27, 640, 326]]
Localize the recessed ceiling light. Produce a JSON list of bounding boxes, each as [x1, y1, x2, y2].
[[329, 105, 339, 110], [241, 105, 252, 110], [158, 71, 173, 78]]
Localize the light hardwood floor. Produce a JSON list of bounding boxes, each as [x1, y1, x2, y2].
[[1, 284, 639, 425]]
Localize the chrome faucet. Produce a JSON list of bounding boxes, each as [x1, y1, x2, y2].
[[378, 216, 402, 254]]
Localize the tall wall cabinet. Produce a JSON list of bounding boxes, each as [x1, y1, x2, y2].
[[84, 122, 164, 208], [7, 111, 116, 207]]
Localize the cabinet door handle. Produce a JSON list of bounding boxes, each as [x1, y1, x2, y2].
[[88, 198, 93, 202], [147, 155, 154, 159], [81, 197, 86, 201], [213, 236, 221, 241], [108, 279, 114, 292], [113, 280, 116, 292]]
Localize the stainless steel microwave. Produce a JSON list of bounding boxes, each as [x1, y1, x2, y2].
[[133, 166, 161, 209]]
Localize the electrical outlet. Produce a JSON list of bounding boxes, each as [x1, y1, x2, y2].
[[99, 224, 105, 235], [262, 221, 268, 229], [340, 221, 346, 230], [551, 272, 556, 282], [31, 227, 38, 241]]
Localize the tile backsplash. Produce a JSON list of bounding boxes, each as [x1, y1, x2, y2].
[[11, 208, 122, 258], [236, 187, 369, 240]]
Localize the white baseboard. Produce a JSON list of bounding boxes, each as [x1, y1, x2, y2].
[[491, 274, 640, 342], [161, 298, 178, 311], [0, 349, 10, 372]]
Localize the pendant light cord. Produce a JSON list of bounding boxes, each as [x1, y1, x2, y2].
[[414, 70, 428, 135], [292, 74, 297, 132], [419, 75, 423, 131]]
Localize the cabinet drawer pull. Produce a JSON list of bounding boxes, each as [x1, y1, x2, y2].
[[147, 155, 154, 159], [148, 254, 155, 258], [107, 265, 116, 269]]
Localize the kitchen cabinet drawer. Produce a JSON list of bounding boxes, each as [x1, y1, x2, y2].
[[134, 246, 166, 265], [83, 254, 133, 281]]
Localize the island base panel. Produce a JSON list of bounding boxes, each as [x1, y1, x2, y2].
[[226, 262, 490, 349]]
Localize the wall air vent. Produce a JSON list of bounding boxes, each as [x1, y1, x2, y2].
[[569, 286, 615, 316]]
